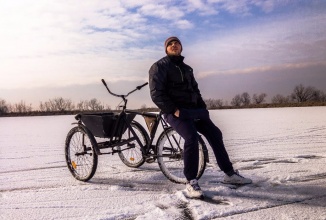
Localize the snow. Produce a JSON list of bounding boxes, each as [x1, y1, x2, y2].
[[1, 106, 326, 220]]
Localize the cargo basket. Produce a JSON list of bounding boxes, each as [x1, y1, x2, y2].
[[79, 112, 135, 138]]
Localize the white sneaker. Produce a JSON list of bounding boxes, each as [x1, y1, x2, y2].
[[223, 171, 252, 185], [186, 179, 203, 199]]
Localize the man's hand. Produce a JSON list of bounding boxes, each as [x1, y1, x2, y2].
[[174, 109, 180, 117]]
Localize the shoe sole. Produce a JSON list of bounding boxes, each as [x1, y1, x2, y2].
[[223, 181, 252, 185], [186, 194, 205, 200], [185, 191, 205, 200]]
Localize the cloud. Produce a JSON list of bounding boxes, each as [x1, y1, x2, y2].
[[206, 0, 290, 15], [183, 0, 218, 15], [196, 61, 326, 78], [175, 20, 194, 29], [1, 0, 325, 108], [138, 4, 185, 20], [0, 1, 161, 90], [197, 61, 326, 103], [185, 7, 326, 78], [252, 0, 281, 13], [1, 1, 151, 57]]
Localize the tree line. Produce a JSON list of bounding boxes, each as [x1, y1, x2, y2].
[[1, 84, 325, 116], [204, 84, 326, 109], [0, 97, 111, 115]]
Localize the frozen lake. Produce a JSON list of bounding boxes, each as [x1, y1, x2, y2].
[[1, 107, 326, 219]]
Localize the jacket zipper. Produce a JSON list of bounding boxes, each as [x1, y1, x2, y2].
[[176, 66, 184, 82]]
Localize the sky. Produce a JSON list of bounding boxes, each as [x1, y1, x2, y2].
[[1, 0, 326, 109]]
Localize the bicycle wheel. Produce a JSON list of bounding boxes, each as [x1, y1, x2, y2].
[[65, 126, 98, 182], [157, 127, 207, 184], [117, 121, 149, 168]]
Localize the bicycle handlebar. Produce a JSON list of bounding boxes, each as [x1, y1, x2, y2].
[[101, 78, 108, 87], [136, 82, 148, 90], [101, 79, 148, 99]]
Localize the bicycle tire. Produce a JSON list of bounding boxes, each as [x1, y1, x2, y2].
[[65, 126, 98, 182], [117, 121, 149, 168], [157, 127, 207, 184]]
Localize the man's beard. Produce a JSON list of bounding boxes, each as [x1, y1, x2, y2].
[[167, 51, 181, 56]]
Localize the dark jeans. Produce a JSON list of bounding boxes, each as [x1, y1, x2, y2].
[[165, 108, 234, 181]]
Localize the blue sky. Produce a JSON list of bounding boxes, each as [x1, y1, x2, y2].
[[1, 0, 326, 109]]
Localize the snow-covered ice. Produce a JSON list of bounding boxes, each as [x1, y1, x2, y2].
[[1, 107, 326, 220]]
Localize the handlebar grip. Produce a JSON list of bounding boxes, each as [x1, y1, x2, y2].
[[101, 79, 107, 87], [136, 82, 148, 90]]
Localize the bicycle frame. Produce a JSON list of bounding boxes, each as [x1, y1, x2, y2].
[[74, 80, 148, 155], [65, 79, 209, 183], [79, 79, 208, 161], [125, 110, 171, 155], [74, 114, 141, 155]]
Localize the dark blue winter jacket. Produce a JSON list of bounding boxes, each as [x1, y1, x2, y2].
[[149, 55, 206, 114]]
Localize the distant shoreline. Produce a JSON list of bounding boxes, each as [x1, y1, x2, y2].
[[1, 103, 325, 117]]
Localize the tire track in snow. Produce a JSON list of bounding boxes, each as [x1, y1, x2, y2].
[[0, 165, 67, 174], [213, 194, 326, 219]]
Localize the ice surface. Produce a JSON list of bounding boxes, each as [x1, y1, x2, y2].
[[1, 107, 326, 219]]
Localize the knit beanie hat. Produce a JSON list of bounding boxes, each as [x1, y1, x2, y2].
[[164, 36, 182, 54]]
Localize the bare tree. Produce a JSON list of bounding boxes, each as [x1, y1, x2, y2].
[[231, 94, 242, 107], [291, 84, 315, 103], [214, 99, 224, 108], [88, 98, 104, 111], [320, 91, 326, 102], [54, 97, 74, 111], [75, 99, 105, 111], [40, 97, 75, 111], [13, 101, 32, 113], [204, 98, 224, 109], [252, 93, 267, 104], [204, 99, 213, 109], [0, 99, 9, 114], [240, 92, 251, 106], [271, 94, 290, 104], [76, 100, 87, 111], [310, 89, 326, 102], [6, 103, 13, 112], [39, 101, 52, 111], [39, 102, 45, 111]]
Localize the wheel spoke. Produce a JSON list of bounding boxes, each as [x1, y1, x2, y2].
[[157, 128, 206, 184], [65, 126, 98, 181], [117, 122, 147, 168]]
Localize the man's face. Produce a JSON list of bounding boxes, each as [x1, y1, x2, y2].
[[166, 40, 182, 56]]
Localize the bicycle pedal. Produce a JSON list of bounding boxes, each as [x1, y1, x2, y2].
[[145, 157, 155, 163]]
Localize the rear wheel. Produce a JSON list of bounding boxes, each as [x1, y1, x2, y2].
[[65, 126, 98, 181], [157, 127, 207, 184], [117, 121, 149, 168]]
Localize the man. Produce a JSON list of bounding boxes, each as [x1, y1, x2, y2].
[[149, 36, 252, 199]]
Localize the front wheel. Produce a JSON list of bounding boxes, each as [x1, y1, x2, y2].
[[65, 126, 98, 181], [157, 127, 207, 184], [117, 121, 149, 168]]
